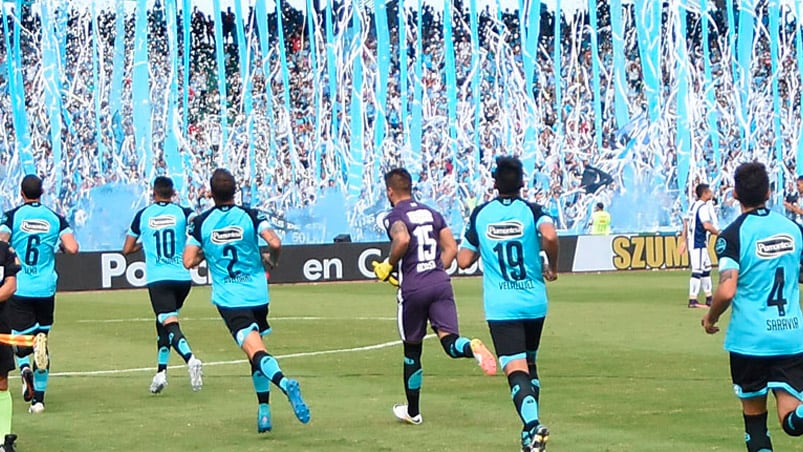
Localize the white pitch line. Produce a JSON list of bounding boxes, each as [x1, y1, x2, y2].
[[77, 316, 397, 323], [49, 334, 435, 377]]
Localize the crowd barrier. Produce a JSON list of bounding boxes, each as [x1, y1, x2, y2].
[[54, 234, 707, 291]]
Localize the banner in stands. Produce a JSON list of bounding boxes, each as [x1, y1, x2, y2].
[[57, 238, 579, 291], [571, 234, 716, 272]]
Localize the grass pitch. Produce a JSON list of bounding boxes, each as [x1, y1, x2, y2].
[[8, 271, 793, 451]]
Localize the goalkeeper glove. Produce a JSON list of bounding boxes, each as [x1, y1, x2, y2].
[[371, 259, 399, 287]]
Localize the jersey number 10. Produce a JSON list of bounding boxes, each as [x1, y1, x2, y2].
[[153, 230, 176, 259]]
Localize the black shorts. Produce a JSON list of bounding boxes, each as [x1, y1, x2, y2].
[[730, 352, 803, 400], [217, 304, 271, 347], [8, 296, 55, 335], [488, 318, 545, 367], [0, 303, 14, 376], [148, 280, 192, 323]]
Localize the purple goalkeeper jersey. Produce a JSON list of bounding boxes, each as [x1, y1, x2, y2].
[[383, 199, 451, 289]]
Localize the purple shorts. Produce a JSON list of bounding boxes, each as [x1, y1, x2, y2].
[[396, 282, 459, 342]]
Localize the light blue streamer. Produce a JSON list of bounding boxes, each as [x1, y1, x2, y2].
[[726, 0, 738, 83], [164, 0, 184, 194], [797, 2, 803, 176], [182, 0, 191, 134], [90, 2, 106, 176], [2, 1, 33, 175], [553, 0, 562, 133], [701, 5, 718, 172], [398, 0, 408, 153], [588, 0, 602, 151], [521, 0, 541, 176], [768, 0, 782, 164], [41, 0, 63, 188], [275, 0, 297, 184], [212, 0, 229, 164], [347, 6, 364, 200], [133, 0, 153, 178], [255, 0, 278, 185], [609, 0, 629, 128], [234, 0, 255, 202], [304, 0, 321, 180], [634, 1, 662, 123], [443, 0, 458, 168], [736, 0, 756, 153], [109, 0, 127, 155], [469, 0, 481, 166], [676, 0, 691, 208], [374, 0, 390, 178], [325, 0, 339, 147], [410, 0, 424, 166]]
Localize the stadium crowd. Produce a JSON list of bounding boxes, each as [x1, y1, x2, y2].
[[0, 1, 801, 247]]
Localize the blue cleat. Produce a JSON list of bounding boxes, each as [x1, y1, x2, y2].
[[257, 403, 272, 433], [284, 379, 310, 424]]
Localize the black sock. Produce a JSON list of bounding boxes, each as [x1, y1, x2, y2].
[[164, 322, 193, 362], [744, 412, 773, 451], [439, 334, 472, 358], [403, 342, 423, 417], [508, 370, 539, 431], [782, 405, 803, 437], [251, 350, 287, 392], [156, 321, 170, 372], [526, 351, 540, 403]]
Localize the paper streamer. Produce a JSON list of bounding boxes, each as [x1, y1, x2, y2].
[[2, 0, 33, 175], [797, 1, 803, 176], [164, 0, 184, 194], [443, 0, 458, 170], [700, 5, 719, 173], [347, 3, 364, 200], [254, 0, 278, 184], [588, 0, 602, 151], [675, 0, 691, 207], [91, 1, 106, 176], [398, 0, 408, 153], [410, 0, 424, 167], [212, 0, 229, 164], [610, 0, 629, 128], [109, 0, 126, 155], [235, 0, 255, 202], [275, 0, 297, 185], [41, 0, 63, 188], [132, 0, 153, 178], [373, 0, 390, 177], [736, 0, 756, 153]]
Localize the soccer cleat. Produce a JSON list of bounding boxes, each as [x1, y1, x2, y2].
[[20, 368, 33, 402], [392, 404, 422, 425], [28, 402, 44, 414], [688, 300, 707, 309], [187, 356, 203, 391], [33, 333, 48, 369], [150, 370, 168, 394], [470, 338, 497, 376], [0, 433, 17, 452], [284, 379, 310, 424], [257, 403, 272, 433], [528, 425, 550, 452], [705, 296, 713, 307]]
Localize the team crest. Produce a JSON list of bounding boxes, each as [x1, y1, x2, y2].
[[211, 226, 244, 244], [21, 220, 50, 234], [755, 234, 795, 259], [486, 220, 524, 240], [148, 215, 177, 230], [715, 237, 727, 256]]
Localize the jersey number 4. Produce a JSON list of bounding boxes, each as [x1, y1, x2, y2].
[[767, 267, 788, 317]]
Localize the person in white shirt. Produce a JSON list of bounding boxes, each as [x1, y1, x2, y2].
[[679, 183, 720, 308]]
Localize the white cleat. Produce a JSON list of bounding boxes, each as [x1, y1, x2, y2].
[[28, 402, 45, 414], [33, 333, 48, 369], [392, 404, 422, 425], [187, 356, 203, 391], [150, 370, 167, 394]]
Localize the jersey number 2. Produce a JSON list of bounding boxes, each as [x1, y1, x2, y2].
[[767, 267, 788, 317], [223, 245, 240, 278]]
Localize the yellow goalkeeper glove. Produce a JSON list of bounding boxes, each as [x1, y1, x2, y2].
[[371, 259, 399, 287]]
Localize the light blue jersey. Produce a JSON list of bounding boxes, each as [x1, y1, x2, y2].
[[716, 208, 803, 356], [463, 197, 553, 321], [0, 202, 71, 297], [128, 202, 192, 284], [188, 205, 269, 308]]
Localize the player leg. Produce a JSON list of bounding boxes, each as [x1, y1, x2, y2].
[[700, 252, 713, 306], [29, 297, 55, 413], [0, 306, 17, 451], [767, 353, 803, 440], [429, 284, 496, 376], [7, 297, 36, 406], [688, 249, 704, 308], [150, 282, 202, 392], [489, 320, 544, 452], [393, 289, 428, 424], [731, 353, 773, 452]]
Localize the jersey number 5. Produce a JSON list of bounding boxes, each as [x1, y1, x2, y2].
[[767, 267, 788, 317]]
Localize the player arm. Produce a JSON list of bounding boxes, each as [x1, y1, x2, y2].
[[539, 219, 559, 278], [388, 220, 410, 267], [702, 268, 737, 334], [457, 208, 481, 269], [0, 246, 19, 302], [259, 227, 281, 268], [183, 244, 205, 269], [438, 227, 457, 269], [122, 235, 142, 255], [702, 221, 720, 236], [0, 276, 15, 303], [59, 232, 79, 254]]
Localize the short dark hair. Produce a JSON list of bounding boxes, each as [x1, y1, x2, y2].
[[734, 162, 769, 208], [21, 175, 43, 199], [153, 176, 175, 199], [384, 168, 412, 195], [494, 156, 524, 196], [797, 175, 803, 183], [695, 183, 710, 199], [210, 168, 236, 203], [596, 202, 604, 210]]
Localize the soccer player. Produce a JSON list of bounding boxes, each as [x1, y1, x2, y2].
[[702, 162, 803, 452], [123, 176, 203, 394], [372, 168, 497, 426], [0, 175, 79, 414], [457, 157, 558, 452], [183, 169, 309, 433], [0, 240, 20, 451], [679, 183, 720, 308]]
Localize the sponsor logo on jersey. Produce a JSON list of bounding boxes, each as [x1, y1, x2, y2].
[[211, 226, 244, 244], [406, 209, 434, 225], [486, 221, 524, 240], [21, 220, 50, 234], [756, 234, 795, 259], [148, 215, 177, 230]]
